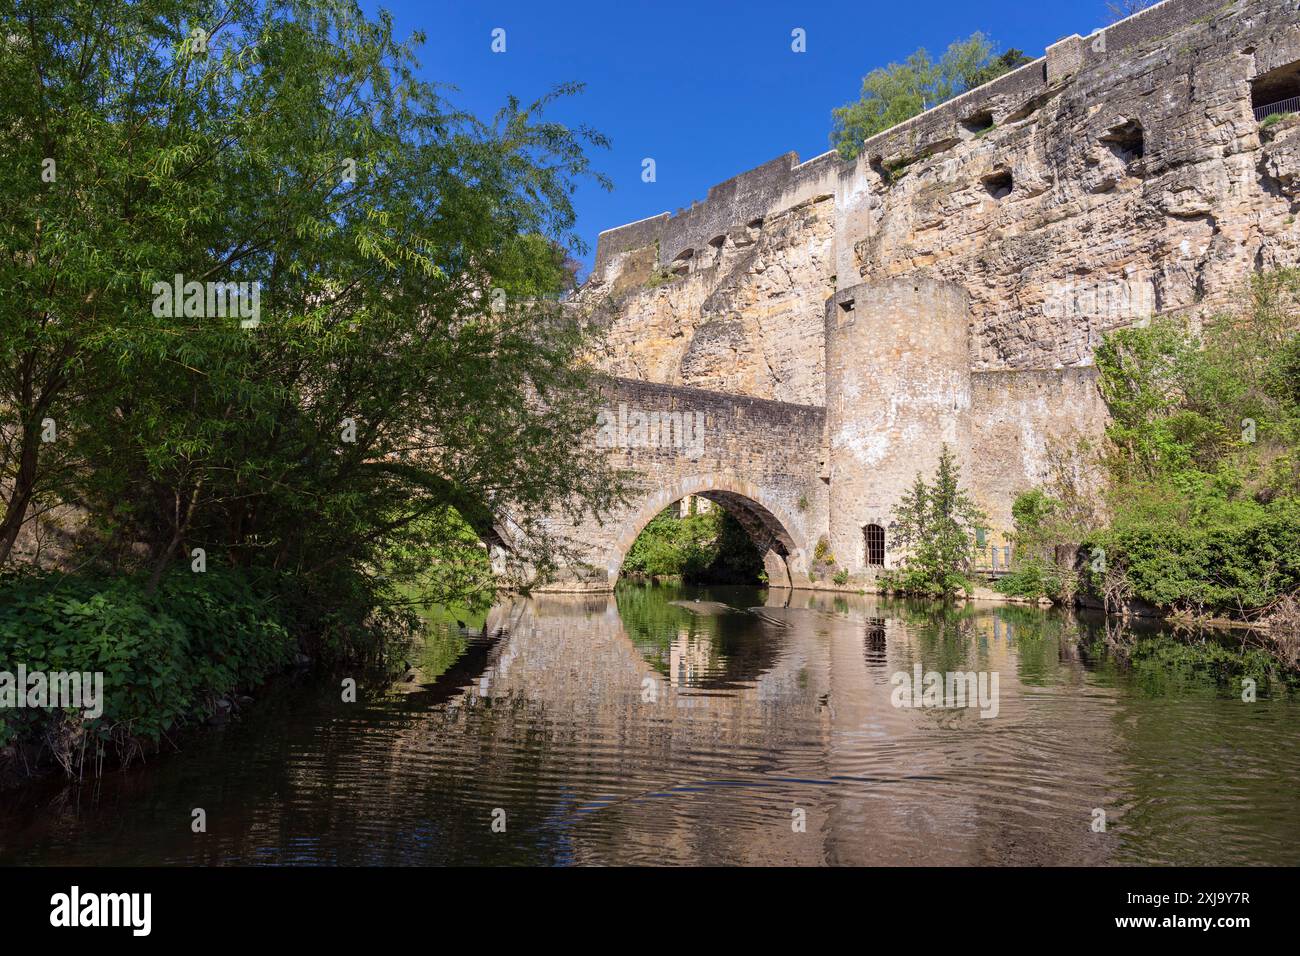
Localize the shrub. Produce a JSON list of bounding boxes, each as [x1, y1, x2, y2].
[[0, 569, 294, 767], [994, 557, 1068, 601]]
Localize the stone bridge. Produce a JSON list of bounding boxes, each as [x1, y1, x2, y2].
[[536, 377, 828, 591], [529, 0, 1300, 593]]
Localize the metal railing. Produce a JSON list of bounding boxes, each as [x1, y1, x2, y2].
[[971, 544, 1014, 576], [1254, 96, 1300, 122]]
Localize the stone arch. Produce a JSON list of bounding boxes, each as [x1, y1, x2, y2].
[[605, 472, 808, 589]]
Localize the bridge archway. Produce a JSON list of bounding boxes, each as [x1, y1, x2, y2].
[[605, 473, 808, 589]]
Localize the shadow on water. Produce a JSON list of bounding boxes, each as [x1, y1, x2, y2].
[[1, 584, 1298, 866]]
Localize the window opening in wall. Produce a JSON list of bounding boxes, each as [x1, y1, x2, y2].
[[962, 110, 995, 135], [864, 524, 885, 566], [1251, 61, 1300, 122], [1100, 120, 1144, 163]]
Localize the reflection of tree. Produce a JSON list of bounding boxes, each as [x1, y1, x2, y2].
[[615, 583, 786, 688]]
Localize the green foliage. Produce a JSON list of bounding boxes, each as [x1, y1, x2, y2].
[[831, 34, 1030, 159], [1084, 493, 1300, 610], [384, 507, 496, 616], [1010, 488, 1060, 543], [886, 445, 986, 597], [994, 557, 1069, 601], [0, 0, 623, 649], [0, 569, 294, 754], [994, 489, 1078, 601], [832, 568, 850, 586], [1081, 269, 1300, 619], [620, 506, 763, 584]]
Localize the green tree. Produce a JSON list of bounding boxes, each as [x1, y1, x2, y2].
[[0, 0, 623, 645], [621, 505, 762, 584], [831, 33, 1031, 159], [1013, 269, 1300, 633], [887, 445, 986, 597]]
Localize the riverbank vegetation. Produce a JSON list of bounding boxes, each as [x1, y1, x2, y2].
[[0, 567, 295, 778], [880, 446, 986, 598], [997, 269, 1300, 672], [620, 503, 764, 584], [0, 0, 621, 780]]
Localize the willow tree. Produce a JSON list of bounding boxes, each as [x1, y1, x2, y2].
[[0, 0, 622, 635]]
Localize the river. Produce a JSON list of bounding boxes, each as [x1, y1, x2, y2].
[[2, 583, 1297, 865]]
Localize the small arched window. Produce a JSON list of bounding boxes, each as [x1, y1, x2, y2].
[[864, 524, 886, 567]]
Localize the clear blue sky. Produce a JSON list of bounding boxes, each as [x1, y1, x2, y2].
[[361, 0, 1119, 272]]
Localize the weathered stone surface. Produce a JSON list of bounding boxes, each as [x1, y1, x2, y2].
[[552, 0, 1300, 588], [539, 377, 828, 590], [582, 192, 833, 404]]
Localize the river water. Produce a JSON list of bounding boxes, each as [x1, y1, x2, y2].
[[1, 583, 1297, 865]]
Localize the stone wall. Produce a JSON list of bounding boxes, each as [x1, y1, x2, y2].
[[583, 174, 837, 406], [838, 0, 1300, 371], [563, 0, 1300, 588], [539, 377, 828, 590], [587, 0, 1300, 380], [967, 367, 1110, 532], [824, 276, 971, 575]]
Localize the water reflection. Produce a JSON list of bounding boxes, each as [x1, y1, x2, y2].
[[1, 584, 1298, 866]]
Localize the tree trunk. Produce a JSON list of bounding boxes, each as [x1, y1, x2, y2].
[[0, 424, 41, 566], [145, 480, 203, 594]]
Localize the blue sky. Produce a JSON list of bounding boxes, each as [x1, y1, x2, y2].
[[361, 0, 1121, 272]]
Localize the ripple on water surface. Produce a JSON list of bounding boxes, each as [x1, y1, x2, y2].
[[1, 584, 1298, 865]]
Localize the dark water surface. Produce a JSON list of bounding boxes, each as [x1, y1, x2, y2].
[[2, 584, 1298, 865]]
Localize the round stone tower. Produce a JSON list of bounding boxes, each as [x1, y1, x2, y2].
[[824, 275, 971, 575]]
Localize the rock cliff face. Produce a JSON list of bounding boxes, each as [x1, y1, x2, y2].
[[570, 0, 1300, 576], [583, 191, 834, 406], [582, 0, 1300, 393]]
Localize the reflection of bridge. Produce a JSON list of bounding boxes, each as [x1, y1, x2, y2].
[[537, 377, 828, 591], [444, 591, 1118, 865]]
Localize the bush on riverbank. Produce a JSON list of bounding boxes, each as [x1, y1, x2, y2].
[[998, 270, 1300, 668], [0, 569, 294, 779]]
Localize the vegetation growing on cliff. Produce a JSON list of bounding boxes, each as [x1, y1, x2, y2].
[[998, 269, 1300, 666], [831, 33, 1031, 159]]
